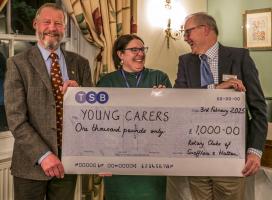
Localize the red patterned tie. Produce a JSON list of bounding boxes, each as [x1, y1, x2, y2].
[[49, 52, 63, 148]]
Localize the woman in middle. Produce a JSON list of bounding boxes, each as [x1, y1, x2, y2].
[[96, 34, 172, 200]]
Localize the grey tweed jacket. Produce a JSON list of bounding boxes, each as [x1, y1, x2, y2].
[[4, 45, 92, 180]]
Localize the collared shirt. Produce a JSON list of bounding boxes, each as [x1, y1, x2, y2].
[[202, 42, 262, 158], [37, 43, 69, 81], [200, 42, 219, 88]]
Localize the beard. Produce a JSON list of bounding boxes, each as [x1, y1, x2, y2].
[[37, 31, 64, 50]]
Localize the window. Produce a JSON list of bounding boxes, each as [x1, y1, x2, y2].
[[0, 0, 67, 132]]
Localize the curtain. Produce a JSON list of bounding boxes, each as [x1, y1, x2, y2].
[[62, 0, 137, 84], [0, 0, 8, 12], [61, 1, 137, 199]]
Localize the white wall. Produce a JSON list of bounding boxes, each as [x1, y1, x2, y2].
[[0, 132, 13, 161], [137, 0, 207, 84]]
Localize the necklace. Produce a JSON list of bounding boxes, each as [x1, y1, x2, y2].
[[120, 69, 143, 88]]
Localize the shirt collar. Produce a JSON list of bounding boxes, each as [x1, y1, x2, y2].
[[37, 43, 62, 61], [204, 42, 219, 60]]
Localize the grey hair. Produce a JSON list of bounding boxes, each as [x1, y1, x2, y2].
[[185, 12, 219, 35], [35, 3, 66, 24]]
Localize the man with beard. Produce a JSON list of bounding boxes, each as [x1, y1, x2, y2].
[[4, 3, 92, 200], [173, 12, 267, 200]]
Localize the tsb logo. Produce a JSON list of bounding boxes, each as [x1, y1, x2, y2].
[[75, 91, 109, 104]]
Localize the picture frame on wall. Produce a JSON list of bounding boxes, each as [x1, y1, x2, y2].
[[243, 8, 272, 50]]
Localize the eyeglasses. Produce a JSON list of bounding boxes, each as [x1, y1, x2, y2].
[[182, 25, 205, 37], [123, 47, 148, 54]]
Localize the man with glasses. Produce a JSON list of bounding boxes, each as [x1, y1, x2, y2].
[[4, 3, 92, 200], [173, 12, 267, 200]]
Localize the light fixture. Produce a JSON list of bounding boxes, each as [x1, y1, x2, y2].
[[164, 0, 183, 49]]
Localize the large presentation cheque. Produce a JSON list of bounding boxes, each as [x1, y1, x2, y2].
[[62, 88, 245, 176]]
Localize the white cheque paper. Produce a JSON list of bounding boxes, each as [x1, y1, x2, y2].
[[62, 88, 245, 176]]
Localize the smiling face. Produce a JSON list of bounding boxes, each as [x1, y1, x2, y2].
[[117, 39, 146, 73], [183, 17, 208, 55], [33, 7, 65, 51]]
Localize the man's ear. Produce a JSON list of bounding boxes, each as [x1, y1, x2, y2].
[[204, 25, 211, 36], [33, 19, 37, 30]]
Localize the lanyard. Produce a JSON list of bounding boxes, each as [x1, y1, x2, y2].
[[120, 69, 143, 88]]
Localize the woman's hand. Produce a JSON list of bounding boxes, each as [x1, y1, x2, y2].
[[153, 84, 166, 89]]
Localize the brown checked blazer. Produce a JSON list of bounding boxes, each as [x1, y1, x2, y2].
[[4, 45, 92, 180]]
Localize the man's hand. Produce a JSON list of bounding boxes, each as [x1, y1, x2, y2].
[[153, 84, 166, 89], [41, 153, 64, 178], [61, 80, 79, 94], [215, 78, 246, 92], [242, 153, 261, 176]]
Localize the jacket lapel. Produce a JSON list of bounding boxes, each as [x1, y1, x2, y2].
[[188, 55, 201, 87], [62, 50, 77, 81], [29, 46, 52, 92], [218, 44, 233, 83]]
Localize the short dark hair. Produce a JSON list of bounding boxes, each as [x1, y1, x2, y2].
[[186, 12, 219, 35], [112, 34, 144, 70], [35, 3, 66, 23]]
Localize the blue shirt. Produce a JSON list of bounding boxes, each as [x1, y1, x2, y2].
[[37, 44, 69, 81]]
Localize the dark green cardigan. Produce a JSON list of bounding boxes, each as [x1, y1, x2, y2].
[[96, 67, 172, 200], [97, 68, 172, 88]]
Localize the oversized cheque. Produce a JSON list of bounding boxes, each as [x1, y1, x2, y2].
[[62, 88, 245, 176]]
